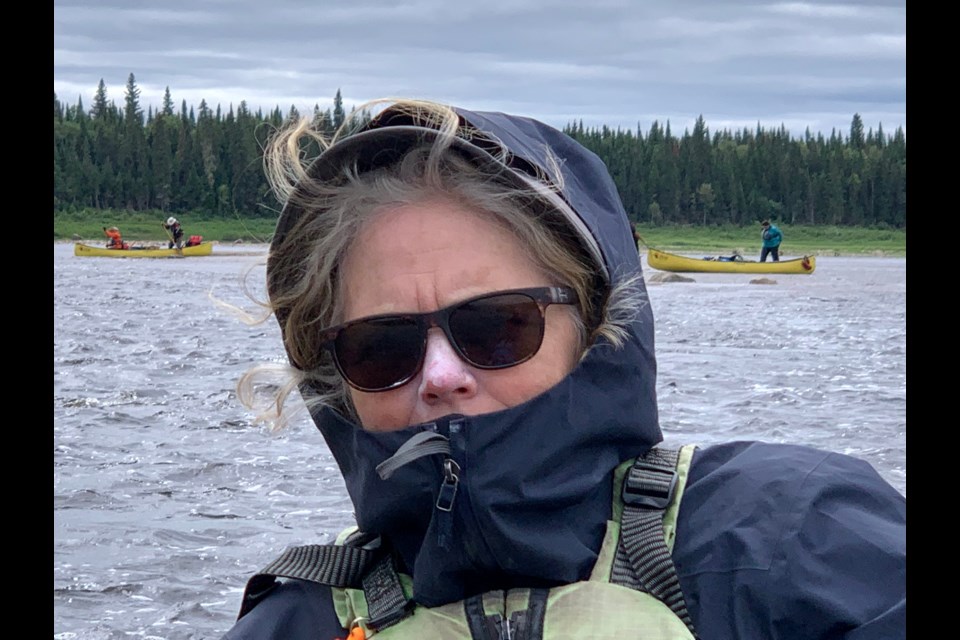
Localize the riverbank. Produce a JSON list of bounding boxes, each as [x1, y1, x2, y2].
[[633, 224, 905, 257], [54, 214, 906, 257], [54, 214, 279, 245], [54, 240, 902, 259]]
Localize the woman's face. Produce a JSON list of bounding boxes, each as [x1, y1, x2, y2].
[[338, 198, 582, 431]]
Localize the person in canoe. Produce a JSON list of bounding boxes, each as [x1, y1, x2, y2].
[[759, 219, 783, 262], [222, 99, 905, 640], [163, 217, 185, 249], [103, 226, 129, 250]]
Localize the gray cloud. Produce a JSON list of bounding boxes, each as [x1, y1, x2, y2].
[[54, 0, 906, 138]]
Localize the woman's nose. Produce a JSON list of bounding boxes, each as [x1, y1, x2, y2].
[[418, 329, 478, 404]]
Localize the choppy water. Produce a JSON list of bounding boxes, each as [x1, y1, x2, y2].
[[53, 243, 906, 639]]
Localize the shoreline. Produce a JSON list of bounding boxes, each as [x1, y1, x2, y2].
[[56, 240, 904, 259]]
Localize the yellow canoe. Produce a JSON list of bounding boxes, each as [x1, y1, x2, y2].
[[646, 247, 815, 274], [74, 242, 214, 258]]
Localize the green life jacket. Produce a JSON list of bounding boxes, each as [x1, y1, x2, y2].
[[239, 444, 698, 640]]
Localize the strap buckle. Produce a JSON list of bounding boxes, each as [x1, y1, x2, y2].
[[622, 462, 677, 510]]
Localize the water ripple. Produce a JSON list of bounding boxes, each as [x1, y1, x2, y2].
[[53, 245, 905, 638]]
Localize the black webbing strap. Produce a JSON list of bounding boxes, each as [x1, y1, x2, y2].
[[237, 541, 380, 618], [462, 589, 549, 640], [236, 531, 414, 629], [612, 446, 698, 638], [361, 552, 416, 630], [510, 588, 549, 640], [464, 594, 502, 640]]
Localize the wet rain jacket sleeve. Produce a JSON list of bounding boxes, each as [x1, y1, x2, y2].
[[221, 579, 346, 639], [675, 441, 906, 640]]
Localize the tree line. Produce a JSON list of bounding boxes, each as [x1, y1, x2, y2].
[[54, 73, 906, 227]]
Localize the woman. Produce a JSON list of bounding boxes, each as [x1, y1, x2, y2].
[[224, 100, 905, 639]]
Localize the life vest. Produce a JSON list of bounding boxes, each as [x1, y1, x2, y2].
[[105, 228, 128, 249], [238, 444, 699, 639], [186, 235, 203, 247]]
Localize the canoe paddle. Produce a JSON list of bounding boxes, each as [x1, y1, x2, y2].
[[633, 229, 651, 251], [162, 222, 184, 257]]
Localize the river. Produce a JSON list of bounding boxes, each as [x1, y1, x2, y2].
[[53, 243, 906, 639]]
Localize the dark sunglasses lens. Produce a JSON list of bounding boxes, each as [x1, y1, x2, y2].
[[449, 294, 544, 368], [334, 317, 423, 390]]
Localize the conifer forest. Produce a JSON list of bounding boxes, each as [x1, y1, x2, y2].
[[54, 74, 906, 228]]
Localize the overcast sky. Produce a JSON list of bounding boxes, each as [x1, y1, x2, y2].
[[53, 0, 906, 139]]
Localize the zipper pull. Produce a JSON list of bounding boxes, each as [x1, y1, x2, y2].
[[435, 457, 460, 550], [434, 417, 464, 550], [436, 458, 460, 512]]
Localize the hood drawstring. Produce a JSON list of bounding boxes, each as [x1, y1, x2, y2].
[[374, 428, 461, 550], [375, 430, 452, 480]]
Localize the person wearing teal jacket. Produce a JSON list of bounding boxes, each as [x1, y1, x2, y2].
[[760, 219, 782, 261]]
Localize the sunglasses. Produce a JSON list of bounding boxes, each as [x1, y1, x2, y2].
[[320, 286, 579, 392]]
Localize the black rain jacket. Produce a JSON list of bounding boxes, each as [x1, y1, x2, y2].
[[224, 107, 905, 640]]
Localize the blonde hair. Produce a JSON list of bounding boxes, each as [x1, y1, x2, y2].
[[239, 99, 646, 429]]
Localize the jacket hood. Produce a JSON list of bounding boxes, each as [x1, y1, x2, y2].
[[269, 104, 662, 606]]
